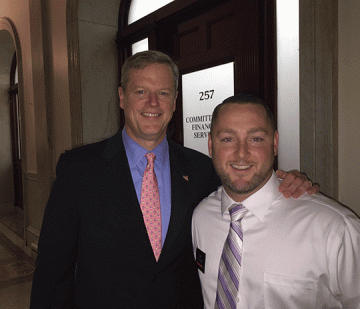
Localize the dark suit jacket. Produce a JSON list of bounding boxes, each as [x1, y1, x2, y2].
[[30, 131, 220, 309]]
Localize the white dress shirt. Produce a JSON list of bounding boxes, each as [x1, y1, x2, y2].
[[192, 171, 360, 308]]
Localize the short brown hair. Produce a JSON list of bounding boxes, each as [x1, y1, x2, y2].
[[210, 93, 276, 134]]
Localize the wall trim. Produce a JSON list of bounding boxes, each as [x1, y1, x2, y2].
[[26, 225, 40, 237], [24, 172, 38, 181], [299, 0, 338, 198], [66, 0, 83, 148]]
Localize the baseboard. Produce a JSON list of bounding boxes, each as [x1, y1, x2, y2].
[[0, 222, 37, 260]]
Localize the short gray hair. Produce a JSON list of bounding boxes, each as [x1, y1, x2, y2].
[[121, 50, 179, 92]]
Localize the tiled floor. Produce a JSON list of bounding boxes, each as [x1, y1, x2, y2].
[[0, 212, 34, 309], [0, 277, 33, 309]]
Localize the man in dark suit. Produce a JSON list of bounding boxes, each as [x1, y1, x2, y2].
[[30, 51, 317, 308]]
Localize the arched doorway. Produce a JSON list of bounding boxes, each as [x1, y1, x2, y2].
[[0, 28, 24, 238], [9, 52, 23, 211]]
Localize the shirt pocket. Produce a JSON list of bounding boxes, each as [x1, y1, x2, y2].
[[264, 272, 318, 309]]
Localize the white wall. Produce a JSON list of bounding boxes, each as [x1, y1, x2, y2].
[[277, 0, 300, 171]]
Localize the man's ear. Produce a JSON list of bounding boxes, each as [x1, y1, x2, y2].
[[273, 130, 279, 156], [208, 133, 213, 157], [119, 87, 125, 109]]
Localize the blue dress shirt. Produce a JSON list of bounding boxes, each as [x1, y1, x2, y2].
[[122, 128, 171, 246]]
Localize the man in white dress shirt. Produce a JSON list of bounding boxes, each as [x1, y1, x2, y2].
[[192, 93, 360, 308]]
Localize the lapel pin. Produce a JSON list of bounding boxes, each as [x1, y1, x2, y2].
[[183, 175, 189, 181]]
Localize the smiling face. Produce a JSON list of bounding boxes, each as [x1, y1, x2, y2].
[[119, 63, 177, 150], [209, 103, 279, 202]]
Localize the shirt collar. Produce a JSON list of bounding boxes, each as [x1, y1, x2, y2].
[[220, 171, 281, 221], [122, 127, 168, 168]]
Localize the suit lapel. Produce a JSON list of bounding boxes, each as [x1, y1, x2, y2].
[[101, 132, 155, 259], [100, 133, 194, 265], [160, 139, 192, 258], [101, 132, 139, 219]]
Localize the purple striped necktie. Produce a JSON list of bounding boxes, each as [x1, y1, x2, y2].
[[215, 204, 247, 309]]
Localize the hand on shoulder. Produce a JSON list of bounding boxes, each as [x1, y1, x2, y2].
[[276, 169, 320, 199]]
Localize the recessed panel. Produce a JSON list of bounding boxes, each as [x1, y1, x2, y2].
[[178, 28, 200, 58]]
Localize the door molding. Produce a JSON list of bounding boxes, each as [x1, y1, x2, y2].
[[299, 0, 338, 198]]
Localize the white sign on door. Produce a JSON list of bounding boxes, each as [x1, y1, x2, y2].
[[182, 62, 234, 155]]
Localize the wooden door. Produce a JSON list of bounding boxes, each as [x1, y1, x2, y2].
[[118, 0, 276, 145]]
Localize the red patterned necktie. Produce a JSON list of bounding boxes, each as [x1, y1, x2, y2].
[[140, 153, 162, 261]]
